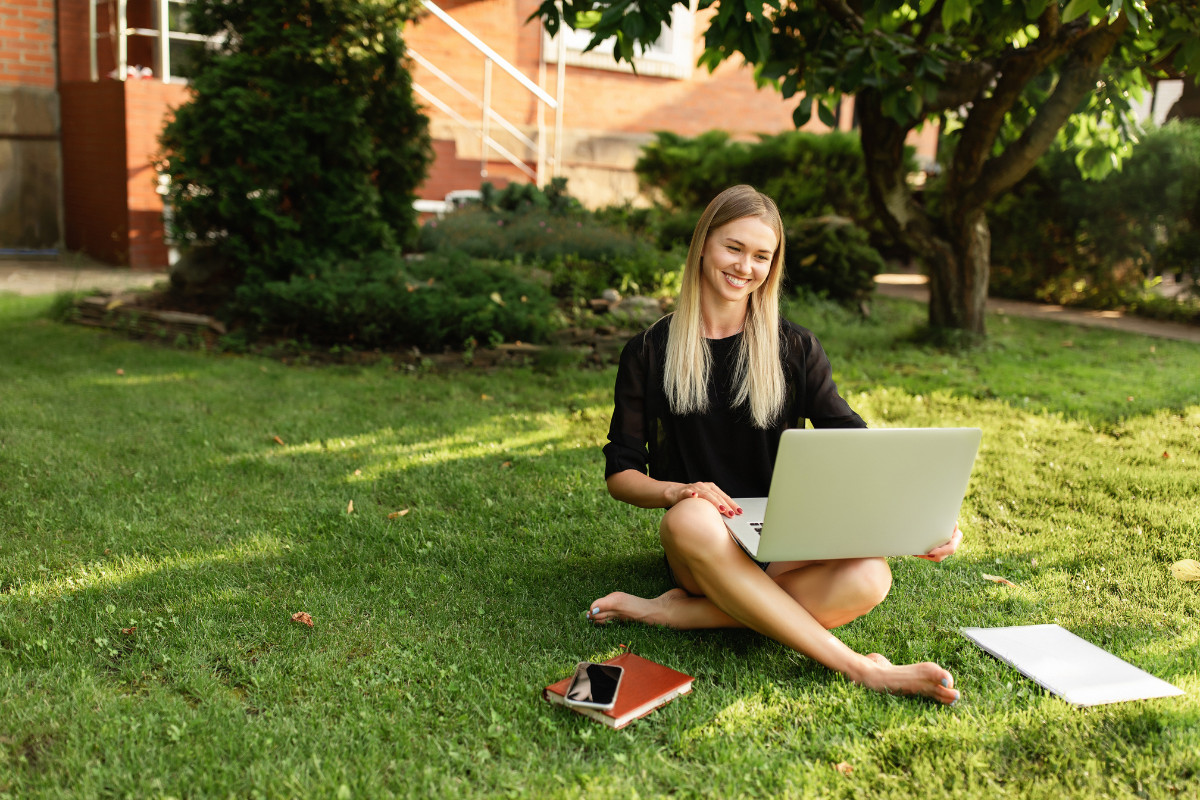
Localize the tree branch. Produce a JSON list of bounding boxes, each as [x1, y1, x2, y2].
[[964, 16, 1130, 208], [816, 0, 863, 32], [926, 60, 998, 114]]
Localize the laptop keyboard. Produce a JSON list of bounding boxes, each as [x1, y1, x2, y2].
[[749, 522, 763, 533]]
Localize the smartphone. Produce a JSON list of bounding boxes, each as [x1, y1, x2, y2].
[[563, 662, 624, 711]]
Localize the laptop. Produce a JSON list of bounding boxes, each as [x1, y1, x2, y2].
[[725, 428, 982, 561]]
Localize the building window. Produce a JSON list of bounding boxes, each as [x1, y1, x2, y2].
[[544, 3, 697, 80]]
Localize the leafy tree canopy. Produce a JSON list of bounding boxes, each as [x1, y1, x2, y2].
[[532, 0, 1200, 332]]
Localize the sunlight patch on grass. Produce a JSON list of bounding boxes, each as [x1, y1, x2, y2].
[[85, 371, 199, 387]]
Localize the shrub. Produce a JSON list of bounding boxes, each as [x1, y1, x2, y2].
[[784, 218, 885, 304], [987, 121, 1200, 308], [231, 251, 561, 350], [417, 181, 684, 300], [159, 0, 432, 287]]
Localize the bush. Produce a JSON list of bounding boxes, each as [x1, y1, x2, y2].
[[784, 218, 885, 304], [987, 120, 1200, 309], [417, 181, 684, 300], [231, 251, 562, 350], [636, 130, 882, 223], [159, 0, 432, 287]]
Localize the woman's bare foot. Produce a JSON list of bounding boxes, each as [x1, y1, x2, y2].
[[855, 658, 960, 705], [587, 588, 689, 627]]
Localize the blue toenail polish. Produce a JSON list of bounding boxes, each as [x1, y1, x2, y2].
[[593, 607, 600, 614], [941, 678, 949, 688]]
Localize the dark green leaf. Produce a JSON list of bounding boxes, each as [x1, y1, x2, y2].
[[1106, 0, 1123, 24], [793, 95, 814, 127], [817, 99, 837, 127], [1062, 0, 1093, 23]]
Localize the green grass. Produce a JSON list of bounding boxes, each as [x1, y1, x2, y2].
[[1, 291, 1198, 798]]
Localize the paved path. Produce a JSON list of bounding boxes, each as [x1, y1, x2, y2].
[[0, 259, 165, 297], [875, 275, 1200, 344]]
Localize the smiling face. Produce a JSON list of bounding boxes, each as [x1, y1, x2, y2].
[[698, 215, 779, 310]]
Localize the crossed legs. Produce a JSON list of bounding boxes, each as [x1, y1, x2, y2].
[[588, 497, 959, 704]]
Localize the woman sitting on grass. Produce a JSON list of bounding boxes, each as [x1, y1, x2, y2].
[[590, 184, 962, 705]]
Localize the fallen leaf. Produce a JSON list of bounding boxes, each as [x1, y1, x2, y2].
[[1163, 451, 1171, 459], [388, 509, 410, 519], [834, 762, 853, 776], [1031, 558, 1038, 567], [481, 394, 492, 401], [1150, 345, 1156, 353], [982, 573, 1017, 587], [121, 627, 136, 635], [273, 436, 285, 446], [618, 644, 627, 649], [116, 368, 125, 376], [1127, 396, 1135, 402], [501, 461, 512, 468], [291, 611, 314, 627], [1061, 340, 1074, 347], [347, 500, 354, 514], [260, 366, 267, 373], [354, 469, 362, 475], [1170, 559, 1200, 582], [490, 291, 505, 306], [104, 548, 111, 555]]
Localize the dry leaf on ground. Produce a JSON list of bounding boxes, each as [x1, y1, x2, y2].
[[1127, 396, 1135, 402], [501, 461, 512, 468], [1163, 451, 1171, 459], [116, 368, 125, 376], [982, 573, 1017, 587], [353, 469, 362, 475], [291, 612, 314, 627], [347, 500, 354, 514], [1169, 559, 1200, 582], [273, 436, 285, 446], [481, 394, 493, 401], [1061, 340, 1074, 347], [834, 762, 853, 776], [388, 509, 410, 519], [121, 627, 136, 635]]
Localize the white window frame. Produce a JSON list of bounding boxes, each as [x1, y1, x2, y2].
[[544, 1, 697, 80]]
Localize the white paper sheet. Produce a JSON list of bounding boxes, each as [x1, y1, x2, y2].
[[960, 624, 1184, 707]]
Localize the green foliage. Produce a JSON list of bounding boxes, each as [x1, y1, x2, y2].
[[988, 120, 1200, 320], [417, 182, 684, 300], [785, 219, 886, 303], [158, 0, 432, 285], [231, 251, 561, 350], [636, 130, 885, 225]]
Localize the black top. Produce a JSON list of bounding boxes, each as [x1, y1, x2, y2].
[[603, 316, 866, 497]]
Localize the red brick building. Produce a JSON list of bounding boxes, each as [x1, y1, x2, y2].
[[19, 0, 942, 268]]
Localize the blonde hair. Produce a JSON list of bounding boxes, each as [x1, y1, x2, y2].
[[663, 185, 787, 429]]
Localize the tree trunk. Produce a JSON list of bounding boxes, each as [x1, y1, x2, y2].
[[925, 209, 990, 334], [858, 92, 989, 335]]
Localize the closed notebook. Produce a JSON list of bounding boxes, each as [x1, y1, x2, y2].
[[543, 653, 694, 729]]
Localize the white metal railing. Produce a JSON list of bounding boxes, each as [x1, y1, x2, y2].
[[413, 0, 566, 187], [88, 0, 217, 84]]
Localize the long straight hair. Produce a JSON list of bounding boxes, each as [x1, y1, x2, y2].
[[663, 185, 786, 429]]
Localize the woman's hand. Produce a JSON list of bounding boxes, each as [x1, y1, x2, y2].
[[914, 523, 961, 562], [666, 482, 742, 519]]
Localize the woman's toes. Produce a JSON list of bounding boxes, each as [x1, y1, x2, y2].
[[866, 653, 893, 667]]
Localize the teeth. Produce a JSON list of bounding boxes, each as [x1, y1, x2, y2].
[[724, 273, 749, 287]]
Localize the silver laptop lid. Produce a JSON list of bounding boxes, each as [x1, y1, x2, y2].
[[756, 428, 981, 561]]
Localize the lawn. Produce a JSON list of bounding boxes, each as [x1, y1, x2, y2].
[[1, 291, 1198, 799]]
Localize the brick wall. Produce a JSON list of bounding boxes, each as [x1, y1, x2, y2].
[[61, 81, 127, 262], [125, 80, 189, 269], [405, 0, 941, 206], [0, 0, 57, 88]]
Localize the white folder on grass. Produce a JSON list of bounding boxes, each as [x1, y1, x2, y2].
[[961, 624, 1184, 707]]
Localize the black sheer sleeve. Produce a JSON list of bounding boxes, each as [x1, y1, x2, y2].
[[603, 332, 651, 478], [792, 324, 866, 429]]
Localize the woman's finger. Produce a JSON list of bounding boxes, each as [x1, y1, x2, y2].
[[700, 489, 735, 517], [706, 483, 741, 516]]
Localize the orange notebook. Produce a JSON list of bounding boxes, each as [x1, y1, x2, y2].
[[543, 653, 694, 729]]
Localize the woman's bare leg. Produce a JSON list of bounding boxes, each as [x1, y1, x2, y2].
[[588, 498, 959, 704]]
